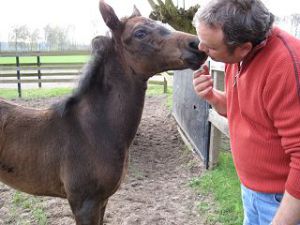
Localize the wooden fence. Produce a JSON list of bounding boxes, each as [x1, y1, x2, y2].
[[0, 51, 169, 97], [172, 64, 229, 169], [208, 64, 229, 169]]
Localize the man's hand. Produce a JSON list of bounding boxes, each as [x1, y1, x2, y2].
[[272, 191, 300, 225], [192, 64, 227, 116], [193, 65, 214, 102]]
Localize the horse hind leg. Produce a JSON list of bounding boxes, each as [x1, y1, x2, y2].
[[68, 197, 107, 225]]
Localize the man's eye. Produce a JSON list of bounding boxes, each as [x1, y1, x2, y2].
[[134, 29, 147, 39]]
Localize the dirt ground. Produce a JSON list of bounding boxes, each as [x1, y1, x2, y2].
[[0, 95, 207, 225]]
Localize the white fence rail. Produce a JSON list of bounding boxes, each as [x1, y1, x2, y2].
[[208, 64, 229, 169]]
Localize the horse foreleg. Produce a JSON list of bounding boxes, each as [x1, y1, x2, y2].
[[99, 200, 108, 225], [68, 197, 103, 225]]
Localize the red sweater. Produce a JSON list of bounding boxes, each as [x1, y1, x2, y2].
[[225, 27, 300, 198]]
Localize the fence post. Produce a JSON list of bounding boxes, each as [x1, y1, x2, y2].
[[208, 124, 222, 169], [163, 76, 167, 93], [37, 55, 42, 88], [207, 67, 228, 169], [16, 56, 22, 98]]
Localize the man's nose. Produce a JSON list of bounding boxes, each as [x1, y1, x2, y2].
[[198, 42, 208, 53]]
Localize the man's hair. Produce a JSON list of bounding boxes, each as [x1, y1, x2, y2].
[[193, 0, 274, 51]]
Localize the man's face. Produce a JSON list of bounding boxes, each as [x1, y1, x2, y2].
[[196, 21, 248, 64]]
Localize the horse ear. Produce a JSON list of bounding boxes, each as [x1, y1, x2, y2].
[[99, 0, 122, 32], [131, 5, 142, 17]]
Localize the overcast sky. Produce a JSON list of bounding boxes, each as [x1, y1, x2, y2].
[[1, 0, 300, 43]]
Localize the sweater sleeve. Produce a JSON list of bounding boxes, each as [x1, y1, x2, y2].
[[263, 59, 300, 198]]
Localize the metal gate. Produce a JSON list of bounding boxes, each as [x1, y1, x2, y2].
[[172, 69, 210, 167]]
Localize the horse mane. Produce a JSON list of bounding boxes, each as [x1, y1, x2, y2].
[[76, 36, 114, 97], [53, 36, 114, 116], [53, 15, 137, 117]]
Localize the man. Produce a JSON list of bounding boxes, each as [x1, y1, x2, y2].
[[192, 0, 300, 224]]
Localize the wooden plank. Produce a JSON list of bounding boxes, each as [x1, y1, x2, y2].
[[28, 72, 79, 76], [208, 125, 222, 169], [0, 74, 18, 77], [0, 66, 83, 71], [0, 63, 36, 67], [0, 62, 85, 67], [148, 80, 164, 85], [0, 79, 76, 83], [176, 125, 202, 160], [173, 113, 206, 162], [211, 69, 225, 91], [177, 125, 194, 151], [0, 72, 80, 77], [160, 72, 173, 84], [205, 68, 227, 169], [2, 62, 84, 66], [208, 109, 229, 137]]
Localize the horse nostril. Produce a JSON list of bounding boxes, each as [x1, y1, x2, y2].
[[189, 39, 200, 50]]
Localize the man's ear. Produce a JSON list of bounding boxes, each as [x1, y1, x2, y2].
[[237, 42, 253, 59]]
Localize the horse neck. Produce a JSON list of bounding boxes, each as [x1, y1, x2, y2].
[[75, 68, 148, 148]]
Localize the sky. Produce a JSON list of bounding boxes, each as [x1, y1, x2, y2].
[[1, 0, 300, 44]]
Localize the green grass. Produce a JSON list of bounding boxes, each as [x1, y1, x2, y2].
[[147, 84, 173, 109], [189, 151, 243, 225], [166, 86, 173, 109], [12, 191, 47, 225], [0, 57, 16, 64], [0, 87, 73, 100], [0, 84, 171, 101], [147, 83, 167, 95], [0, 55, 89, 64], [39, 55, 89, 64]]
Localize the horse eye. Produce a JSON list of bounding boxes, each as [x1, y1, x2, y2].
[[134, 29, 147, 39]]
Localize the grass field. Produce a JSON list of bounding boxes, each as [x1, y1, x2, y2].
[[0, 84, 170, 101], [0, 55, 89, 64], [189, 151, 243, 225], [0, 87, 73, 100]]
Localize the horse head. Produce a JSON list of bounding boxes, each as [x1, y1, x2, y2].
[[99, 0, 207, 78]]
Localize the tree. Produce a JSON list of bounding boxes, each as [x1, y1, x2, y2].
[[9, 25, 30, 51], [147, 0, 200, 34], [44, 25, 73, 51], [44, 25, 59, 50], [29, 29, 41, 51], [57, 27, 68, 51]]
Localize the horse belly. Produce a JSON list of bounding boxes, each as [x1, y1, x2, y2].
[[0, 171, 66, 197], [0, 154, 65, 197]]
